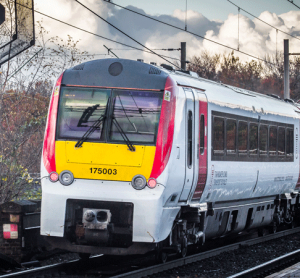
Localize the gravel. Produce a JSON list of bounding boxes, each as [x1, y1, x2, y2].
[[148, 233, 300, 278]]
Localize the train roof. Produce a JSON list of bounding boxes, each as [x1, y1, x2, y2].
[[62, 58, 169, 91], [62, 58, 300, 119], [169, 69, 300, 119]]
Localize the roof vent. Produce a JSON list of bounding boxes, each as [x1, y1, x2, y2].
[[137, 59, 144, 62], [108, 62, 123, 76], [267, 94, 281, 100], [72, 64, 85, 70], [149, 67, 161, 75], [284, 98, 294, 103], [189, 71, 199, 78], [150, 62, 157, 65], [161, 64, 173, 71]]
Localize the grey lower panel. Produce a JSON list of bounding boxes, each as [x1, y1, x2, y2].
[[204, 197, 276, 239]]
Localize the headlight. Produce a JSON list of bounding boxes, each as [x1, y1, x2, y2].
[[83, 210, 95, 222], [59, 170, 74, 186], [132, 175, 147, 190]]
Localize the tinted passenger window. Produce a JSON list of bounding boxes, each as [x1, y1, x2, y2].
[[200, 115, 205, 155], [226, 119, 236, 154], [278, 127, 285, 155], [213, 117, 224, 155], [249, 124, 258, 155], [238, 121, 248, 154], [259, 125, 268, 155], [286, 128, 294, 156], [269, 126, 277, 156]]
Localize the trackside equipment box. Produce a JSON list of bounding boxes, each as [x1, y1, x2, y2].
[[0, 200, 46, 262]]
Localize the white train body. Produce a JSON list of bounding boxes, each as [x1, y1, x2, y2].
[[41, 59, 300, 255]]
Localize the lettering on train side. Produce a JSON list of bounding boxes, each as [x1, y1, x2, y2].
[[214, 179, 227, 186], [215, 171, 227, 178]]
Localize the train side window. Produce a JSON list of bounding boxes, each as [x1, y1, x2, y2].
[[259, 125, 268, 156], [238, 121, 248, 155], [226, 119, 236, 154], [213, 117, 224, 155], [200, 114, 205, 155], [249, 123, 258, 155], [286, 128, 294, 156], [269, 126, 277, 156], [278, 127, 285, 156], [187, 110, 193, 167]]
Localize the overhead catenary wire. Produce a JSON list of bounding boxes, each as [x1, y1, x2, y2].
[[74, 0, 182, 70], [101, 0, 276, 65], [20, 1, 276, 67], [16, 2, 182, 64], [286, 0, 300, 10], [16, 1, 282, 75], [227, 0, 300, 41]]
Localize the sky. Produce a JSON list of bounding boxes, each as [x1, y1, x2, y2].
[[32, 0, 300, 65]]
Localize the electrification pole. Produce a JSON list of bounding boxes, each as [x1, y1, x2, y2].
[[284, 39, 300, 100], [181, 42, 186, 70], [284, 39, 290, 99]]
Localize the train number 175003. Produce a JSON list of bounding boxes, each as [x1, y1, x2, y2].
[[90, 168, 117, 175]]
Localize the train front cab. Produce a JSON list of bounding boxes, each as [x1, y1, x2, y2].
[[40, 71, 185, 255]]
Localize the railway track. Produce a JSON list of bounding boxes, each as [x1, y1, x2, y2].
[[228, 249, 300, 278], [1, 227, 300, 278], [110, 227, 300, 278]]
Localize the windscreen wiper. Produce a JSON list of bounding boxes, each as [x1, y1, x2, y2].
[[75, 115, 106, 148], [77, 104, 99, 127], [112, 117, 135, 152]]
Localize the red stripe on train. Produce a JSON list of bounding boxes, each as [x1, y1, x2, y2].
[[296, 122, 300, 189], [42, 73, 64, 174], [150, 76, 177, 179], [192, 98, 208, 200]]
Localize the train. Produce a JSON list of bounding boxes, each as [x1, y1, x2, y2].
[[40, 58, 300, 261]]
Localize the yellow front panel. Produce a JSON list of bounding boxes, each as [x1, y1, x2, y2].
[[55, 141, 156, 181]]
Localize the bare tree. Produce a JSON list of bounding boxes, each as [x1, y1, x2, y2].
[[0, 14, 94, 202]]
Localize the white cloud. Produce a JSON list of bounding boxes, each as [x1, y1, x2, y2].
[[34, 0, 300, 65]]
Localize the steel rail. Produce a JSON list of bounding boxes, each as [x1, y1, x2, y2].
[[1, 228, 300, 278], [228, 249, 300, 278], [0, 259, 80, 278], [110, 227, 300, 278], [0, 254, 103, 278]]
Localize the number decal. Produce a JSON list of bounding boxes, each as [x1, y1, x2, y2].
[[90, 168, 117, 175]]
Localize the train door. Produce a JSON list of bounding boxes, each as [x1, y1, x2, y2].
[[179, 88, 195, 202], [191, 93, 208, 201]]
